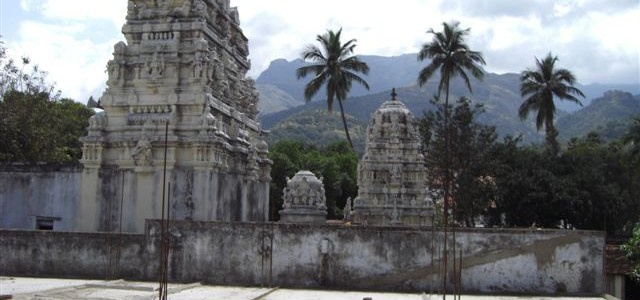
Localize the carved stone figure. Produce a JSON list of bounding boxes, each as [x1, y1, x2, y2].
[[391, 164, 402, 181], [192, 0, 207, 18], [172, 0, 191, 17], [107, 60, 120, 80], [192, 50, 206, 78], [212, 62, 228, 97], [343, 197, 352, 221], [137, 1, 154, 19], [245, 145, 259, 178], [146, 51, 165, 79], [199, 105, 216, 131], [127, 0, 137, 18], [132, 134, 153, 166], [216, 15, 230, 38]]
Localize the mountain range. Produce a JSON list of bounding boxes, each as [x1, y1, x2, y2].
[[254, 54, 640, 149]]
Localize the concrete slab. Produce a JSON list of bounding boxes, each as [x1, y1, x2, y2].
[[0, 277, 608, 300]]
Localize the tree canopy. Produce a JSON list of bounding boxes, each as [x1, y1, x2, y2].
[[0, 38, 94, 164]]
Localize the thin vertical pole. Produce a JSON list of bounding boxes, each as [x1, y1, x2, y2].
[[119, 171, 125, 233], [430, 215, 435, 296], [458, 249, 463, 299], [442, 84, 451, 300], [158, 121, 169, 300], [114, 170, 125, 277]]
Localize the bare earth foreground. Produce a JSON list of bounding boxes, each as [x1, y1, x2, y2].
[[0, 277, 609, 300]]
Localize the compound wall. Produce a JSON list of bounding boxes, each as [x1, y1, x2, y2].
[[0, 221, 605, 295]]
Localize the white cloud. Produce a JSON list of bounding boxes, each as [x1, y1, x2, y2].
[[24, 0, 126, 29], [9, 21, 117, 102]]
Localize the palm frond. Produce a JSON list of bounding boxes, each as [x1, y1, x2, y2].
[[303, 73, 327, 102], [519, 52, 585, 134], [341, 56, 370, 74], [344, 71, 370, 91], [518, 95, 539, 120], [296, 64, 325, 79], [295, 28, 369, 149], [418, 59, 441, 87], [417, 21, 485, 95], [301, 45, 326, 63]]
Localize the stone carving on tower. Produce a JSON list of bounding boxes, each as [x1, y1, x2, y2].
[[79, 0, 271, 233], [279, 171, 328, 223], [351, 89, 434, 226]]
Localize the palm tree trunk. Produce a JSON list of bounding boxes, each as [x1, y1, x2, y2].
[[442, 83, 451, 298], [545, 122, 559, 155], [337, 98, 354, 149]]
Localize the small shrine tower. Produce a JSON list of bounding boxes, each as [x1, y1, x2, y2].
[[352, 89, 434, 226]]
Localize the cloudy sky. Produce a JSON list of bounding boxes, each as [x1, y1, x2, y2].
[[1, 0, 638, 103]]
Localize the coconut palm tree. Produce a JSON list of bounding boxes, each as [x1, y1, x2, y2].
[[417, 21, 485, 295], [296, 28, 369, 149], [418, 21, 486, 106], [519, 53, 585, 152]]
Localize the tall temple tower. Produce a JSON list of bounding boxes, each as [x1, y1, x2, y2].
[[352, 90, 434, 226], [78, 0, 271, 232]]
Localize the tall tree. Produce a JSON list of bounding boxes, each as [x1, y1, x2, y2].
[[0, 38, 93, 164], [624, 116, 640, 159], [1, 38, 58, 100], [296, 28, 370, 149], [419, 97, 498, 227], [417, 21, 485, 296], [519, 53, 585, 153]]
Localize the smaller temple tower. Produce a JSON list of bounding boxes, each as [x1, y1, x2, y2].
[[352, 89, 434, 226], [279, 171, 327, 223]]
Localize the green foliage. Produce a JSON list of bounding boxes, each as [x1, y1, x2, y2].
[[0, 91, 94, 163], [624, 116, 640, 159], [486, 133, 640, 232], [416, 95, 640, 232], [268, 140, 358, 221], [296, 28, 370, 148], [419, 97, 498, 226], [0, 39, 94, 164], [622, 222, 640, 281]]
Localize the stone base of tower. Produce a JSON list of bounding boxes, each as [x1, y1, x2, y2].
[[279, 207, 327, 223], [78, 166, 269, 233], [351, 204, 433, 226]]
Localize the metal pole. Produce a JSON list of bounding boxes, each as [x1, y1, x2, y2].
[[158, 121, 169, 300]]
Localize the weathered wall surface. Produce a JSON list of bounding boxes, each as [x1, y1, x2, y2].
[[0, 165, 82, 231], [0, 221, 605, 295], [0, 229, 152, 280], [0, 166, 268, 233]]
